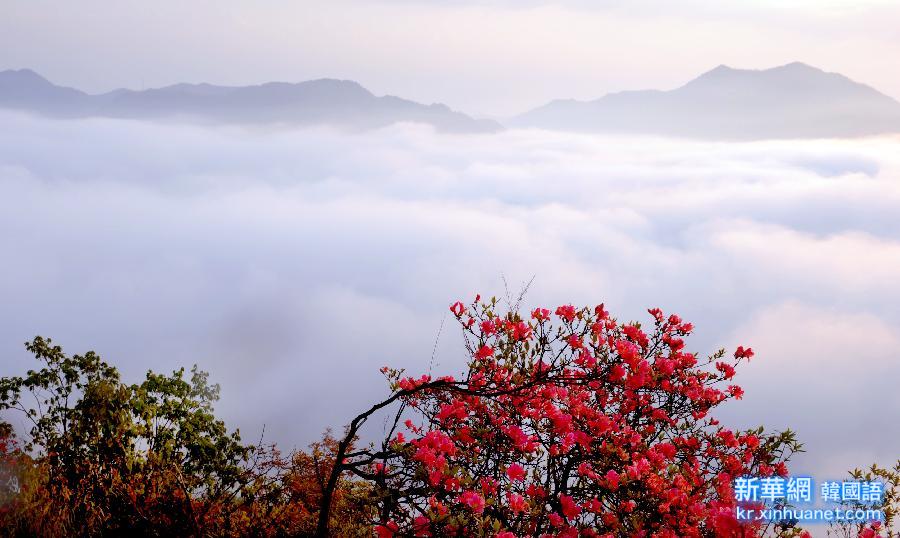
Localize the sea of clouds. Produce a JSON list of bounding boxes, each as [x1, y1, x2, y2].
[[0, 110, 897, 478]]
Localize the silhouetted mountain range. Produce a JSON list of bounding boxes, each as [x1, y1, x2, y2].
[[3, 64, 900, 138], [0, 69, 501, 133], [513, 62, 900, 138]]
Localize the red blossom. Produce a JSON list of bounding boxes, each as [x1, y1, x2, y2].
[[507, 492, 526, 514], [458, 490, 486, 513], [559, 493, 581, 520], [506, 463, 526, 481], [450, 301, 466, 317], [347, 299, 799, 537], [605, 469, 620, 490], [566, 334, 583, 349], [375, 520, 399, 538], [555, 304, 577, 322], [474, 345, 494, 360], [480, 319, 497, 336]]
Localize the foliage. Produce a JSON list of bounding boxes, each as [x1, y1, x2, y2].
[[0, 337, 370, 536], [828, 460, 900, 538], [0, 337, 249, 534]]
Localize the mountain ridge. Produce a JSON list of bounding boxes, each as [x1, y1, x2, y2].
[[513, 62, 900, 139], [4, 64, 900, 138], [0, 69, 501, 133]]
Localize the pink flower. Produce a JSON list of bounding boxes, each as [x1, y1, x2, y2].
[[623, 324, 649, 348], [506, 463, 526, 481], [412, 515, 430, 536], [609, 364, 626, 382], [555, 304, 577, 322], [715, 361, 736, 379], [480, 476, 498, 494], [559, 493, 581, 520], [507, 492, 526, 514], [526, 483, 546, 498], [548, 512, 564, 527], [398, 374, 431, 391], [375, 520, 399, 538], [458, 490, 486, 513], [566, 334, 583, 349], [655, 442, 677, 460], [743, 434, 759, 450], [776, 462, 788, 477], [480, 319, 497, 336], [450, 301, 465, 317], [615, 339, 641, 363], [509, 321, 532, 341], [474, 345, 494, 360], [605, 469, 620, 489]]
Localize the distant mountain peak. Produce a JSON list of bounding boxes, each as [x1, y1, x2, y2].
[[2, 68, 41, 77], [0, 68, 51, 85], [695, 62, 823, 81], [777, 61, 819, 71], [304, 77, 366, 87], [514, 62, 900, 139], [296, 78, 374, 97], [687, 64, 744, 86], [709, 64, 734, 73]]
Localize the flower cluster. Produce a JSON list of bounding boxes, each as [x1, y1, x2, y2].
[[362, 297, 801, 537]]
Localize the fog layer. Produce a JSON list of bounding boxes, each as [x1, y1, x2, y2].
[[1, 111, 897, 478]]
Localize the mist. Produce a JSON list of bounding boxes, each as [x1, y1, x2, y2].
[[0, 110, 897, 479]]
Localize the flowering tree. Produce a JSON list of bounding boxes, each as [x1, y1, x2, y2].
[[316, 297, 804, 537]]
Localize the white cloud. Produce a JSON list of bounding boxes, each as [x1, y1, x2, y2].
[[721, 302, 900, 477], [0, 111, 897, 478]]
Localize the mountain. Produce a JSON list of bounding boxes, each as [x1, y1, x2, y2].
[[6, 64, 899, 138], [513, 62, 900, 139], [0, 69, 501, 133], [0, 68, 95, 117]]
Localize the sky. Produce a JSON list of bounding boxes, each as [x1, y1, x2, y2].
[[0, 111, 898, 479], [2, 0, 900, 115]]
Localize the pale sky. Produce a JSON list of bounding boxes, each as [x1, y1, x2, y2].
[[3, 0, 900, 116]]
